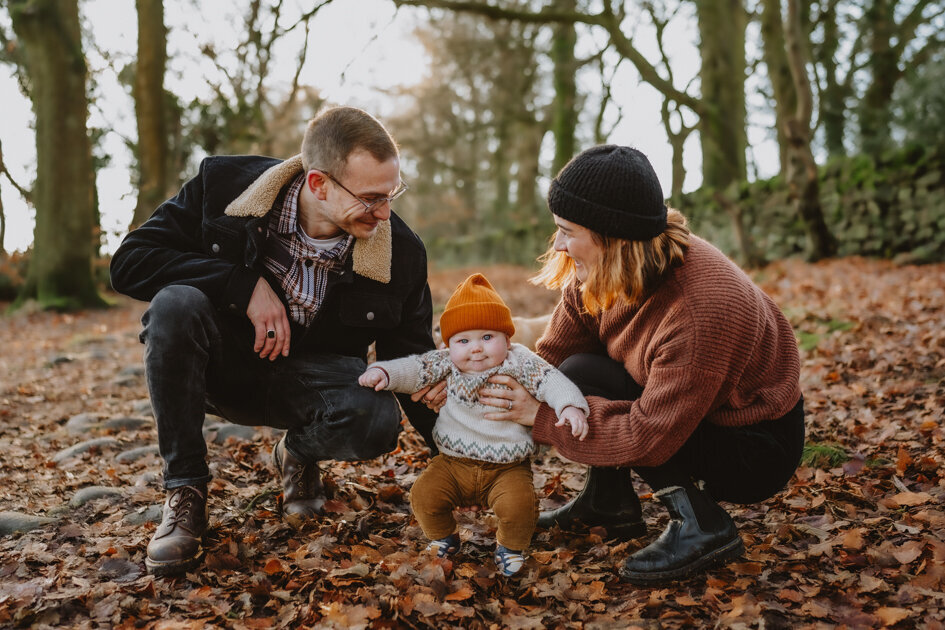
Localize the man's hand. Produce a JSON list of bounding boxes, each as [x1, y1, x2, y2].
[[359, 367, 389, 391], [557, 405, 589, 441], [411, 380, 447, 413], [247, 277, 291, 360]]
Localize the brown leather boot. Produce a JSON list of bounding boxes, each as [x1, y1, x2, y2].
[[272, 435, 325, 527], [146, 485, 208, 576]]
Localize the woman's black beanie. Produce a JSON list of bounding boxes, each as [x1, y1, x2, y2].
[[547, 145, 668, 240]]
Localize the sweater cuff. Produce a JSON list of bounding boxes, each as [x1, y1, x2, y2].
[[373, 366, 391, 387], [533, 401, 616, 467], [532, 403, 558, 445], [222, 265, 262, 314]]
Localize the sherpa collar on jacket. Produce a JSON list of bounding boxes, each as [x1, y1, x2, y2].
[[223, 154, 392, 284]]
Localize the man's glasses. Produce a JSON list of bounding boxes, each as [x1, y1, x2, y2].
[[318, 170, 408, 214]]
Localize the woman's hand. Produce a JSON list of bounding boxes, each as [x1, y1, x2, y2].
[[411, 379, 448, 413], [480, 374, 539, 426]]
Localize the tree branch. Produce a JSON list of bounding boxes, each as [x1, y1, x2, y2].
[[894, 0, 942, 59], [0, 138, 32, 202], [396, 0, 704, 116], [394, 0, 604, 25]]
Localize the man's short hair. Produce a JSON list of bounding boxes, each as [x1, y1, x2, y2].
[[301, 107, 399, 177]]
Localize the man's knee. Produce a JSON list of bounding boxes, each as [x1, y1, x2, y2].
[[356, 400, 402, 458], [318, 391, 402, 460], [142, 286, 215, 341]]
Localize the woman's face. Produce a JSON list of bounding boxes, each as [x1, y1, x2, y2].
[[552, 216, 601, 282]]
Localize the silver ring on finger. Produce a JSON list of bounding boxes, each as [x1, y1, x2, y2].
[[507, 400, 513, 411], [267, 329, 276, 339]]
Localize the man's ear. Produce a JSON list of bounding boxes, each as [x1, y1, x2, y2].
[[307, 170, 329, 200]]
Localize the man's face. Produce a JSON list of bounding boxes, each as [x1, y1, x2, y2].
[[447, 329, 511, 373], [316, 150, 402, 240]]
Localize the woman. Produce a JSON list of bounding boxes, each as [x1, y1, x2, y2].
[[478, 145, 804, 585]]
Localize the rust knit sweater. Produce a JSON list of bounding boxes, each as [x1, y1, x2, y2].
[[533, 236, 802, 468]]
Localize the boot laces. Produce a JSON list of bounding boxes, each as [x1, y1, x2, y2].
[[290, 466, 315, 498], [165, 487, 201, 532]]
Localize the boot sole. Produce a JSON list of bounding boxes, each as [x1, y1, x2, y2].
[[619, 535, 746, 585], [145, 548, 205, 577]]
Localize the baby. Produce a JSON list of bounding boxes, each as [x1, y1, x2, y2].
[[359, 273, 588, 576]]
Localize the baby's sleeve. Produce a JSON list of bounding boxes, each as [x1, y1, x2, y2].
[[372, 348, 452, 394], [512, 346, 589, 417]]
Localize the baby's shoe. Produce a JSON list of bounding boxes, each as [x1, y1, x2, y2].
[[494, 545, 525, 577], [426, 533, 460, 557]]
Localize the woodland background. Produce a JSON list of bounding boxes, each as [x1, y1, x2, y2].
[[0, 0, 943, 628]]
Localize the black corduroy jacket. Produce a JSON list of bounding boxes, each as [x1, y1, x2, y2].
[[110, 154, 438, 442]]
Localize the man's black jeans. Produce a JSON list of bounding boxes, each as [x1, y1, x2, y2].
[[140, 285, 403, 490], [558, 354, 805, 503]]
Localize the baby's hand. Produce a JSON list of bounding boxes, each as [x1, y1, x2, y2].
[[359, 366, 389, 391], [555, 406, 588, 441]]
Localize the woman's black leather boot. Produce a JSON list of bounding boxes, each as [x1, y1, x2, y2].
[[537, 466, 646, 538], [620, 483, 744, 585]]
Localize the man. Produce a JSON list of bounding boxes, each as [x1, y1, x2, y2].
[[110, 107, 438, 576]]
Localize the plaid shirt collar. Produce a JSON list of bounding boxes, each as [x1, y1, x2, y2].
[[272, 173, 354, 252], [274, 174, 306, 236]]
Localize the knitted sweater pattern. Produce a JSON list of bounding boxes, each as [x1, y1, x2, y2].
[[374, 344, 588, 463], [533, 236, 802, 468]]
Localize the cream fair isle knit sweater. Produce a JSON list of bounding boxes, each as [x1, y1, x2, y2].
[[533, 236, 802, 468], [373, 344, 589, 463]]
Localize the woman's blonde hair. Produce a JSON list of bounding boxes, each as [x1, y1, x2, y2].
[[532, 209, 691, 315]]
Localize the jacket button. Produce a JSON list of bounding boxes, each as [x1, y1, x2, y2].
[[366, 312, 375, 321], [211, 243, 220, 253], [257, 226, 263, 233]]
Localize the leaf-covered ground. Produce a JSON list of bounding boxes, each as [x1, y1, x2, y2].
[[0, 258, 943, 629]]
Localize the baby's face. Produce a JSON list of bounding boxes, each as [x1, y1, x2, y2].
[[447, 329, 511, 373]]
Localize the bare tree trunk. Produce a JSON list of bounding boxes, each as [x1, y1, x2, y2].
[[132, 0, 170, 228], [784, 0, 836, 261], [10, 0, 105, 309], [713, 191, 765, 267], [812, 0, 849, 159], [515, 121, 551, 224], [394, 0, 749, 191], [859, 0, 897, 155], [550, 0, 578, 176], [493, 115, 511, 223], [759, 0, 797, 177], [661, 99, 694, 203], [0, 185, 5, 255], [696, 0, 748, 189]]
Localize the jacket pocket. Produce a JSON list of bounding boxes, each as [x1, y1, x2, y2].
[[202, 218, 245, 259], [339, 291, 402, 329]]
